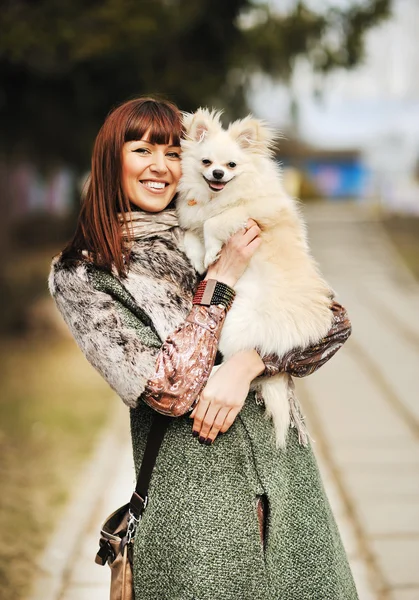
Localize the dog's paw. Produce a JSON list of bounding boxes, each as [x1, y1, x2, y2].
[[204, 248, 221, 269], [189, 255, 206, 274], [185, 250, 205, 273], [183, 232, 206, 273]]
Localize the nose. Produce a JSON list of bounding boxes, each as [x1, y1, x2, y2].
[[212, 169, 224, 180], [151, 151, 168, 174]]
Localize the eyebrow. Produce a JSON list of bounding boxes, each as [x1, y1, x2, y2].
[[135, 140, 180, 148]]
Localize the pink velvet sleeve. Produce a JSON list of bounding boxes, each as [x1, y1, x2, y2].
[[142, 305, 226, 417]]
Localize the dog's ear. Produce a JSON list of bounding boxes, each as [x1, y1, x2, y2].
[[181, 112, 195, 134], [183, 108, 223, 143], [228, 116, 277, 155]]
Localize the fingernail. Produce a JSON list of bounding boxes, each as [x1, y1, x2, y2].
[[205, 439, 212, 446], [192, 430, 199, 438], [198, 436, 206, 444]]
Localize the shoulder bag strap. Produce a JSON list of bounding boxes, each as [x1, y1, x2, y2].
[[129, 412, 171, 520]]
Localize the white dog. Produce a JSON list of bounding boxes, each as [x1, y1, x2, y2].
[[177, 109, 334, 447]]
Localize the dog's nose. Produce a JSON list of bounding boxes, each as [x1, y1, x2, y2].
[[212, 169, 224, 180]]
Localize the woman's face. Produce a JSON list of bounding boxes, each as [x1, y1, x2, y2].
[[121, 130, 182, 212]]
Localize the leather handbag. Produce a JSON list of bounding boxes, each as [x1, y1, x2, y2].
[[95, 412, 170, 600]]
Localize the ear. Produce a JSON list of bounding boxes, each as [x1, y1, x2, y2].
[[181, 112, 195, 134], [183, 108, 223, 143], [228, 116, 277, 155]]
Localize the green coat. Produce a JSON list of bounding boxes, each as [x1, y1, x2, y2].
[[49, 231, 358, 600]]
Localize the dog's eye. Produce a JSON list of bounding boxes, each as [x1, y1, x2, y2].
[[202, 159, 212, 166], [227, 162, 237, 169]]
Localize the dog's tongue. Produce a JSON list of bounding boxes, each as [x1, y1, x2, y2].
[[210, 181, 225, 190]]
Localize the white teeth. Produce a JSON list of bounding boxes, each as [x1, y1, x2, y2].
[[142, 181, 166, 189]]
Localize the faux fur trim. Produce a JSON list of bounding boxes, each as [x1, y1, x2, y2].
[[49, 234, 197, 407]]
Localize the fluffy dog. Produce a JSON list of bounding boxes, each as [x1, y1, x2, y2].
[[177, 109, 333, 447]]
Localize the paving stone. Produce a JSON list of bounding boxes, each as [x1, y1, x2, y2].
[[348, 557, 377, 600], [297, 349, 411, 444], [333, 440, 419, 468], [355, 499, 419, 536], [342, 293, 419, 423], [370, 539, 419, 587], [68, 444, 134, 586], [300, 206, 419, 596], [323, 478, 347, 519], [389, 588, 419, 600], [341, 468, 419, 500], [368, 286, 419, 342], [67, 553, 109, 586], [335, 514, 360, 558], [61, 583, 110, 600]]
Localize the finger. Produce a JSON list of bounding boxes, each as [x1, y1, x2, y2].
[[220, 407, 241, 433], [246, 218, 259, 229], [189, 403, 198, 418], [231, 219, 259, 240], [192, 397, 211, 435], [198, 404, 221, 441], [246, 235, 262, 249], [242, 236, 262, 258], [206, 407, 230, 443], [242, 224, 261, 245]]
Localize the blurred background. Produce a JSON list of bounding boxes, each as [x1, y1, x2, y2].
[[1, 1, 418, 599]]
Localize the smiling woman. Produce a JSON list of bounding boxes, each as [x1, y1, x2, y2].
[[50, 97, 357, 600], [121, 138, 181, 213], [61, 97, 183, 276]]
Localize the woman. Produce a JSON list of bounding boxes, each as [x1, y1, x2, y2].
[[49, 97, 358, 600]]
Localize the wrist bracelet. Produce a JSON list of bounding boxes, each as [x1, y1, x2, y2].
[[192, 279, 236, 311]]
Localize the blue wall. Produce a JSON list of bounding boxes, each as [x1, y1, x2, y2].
[[305, 159, 368, 199]]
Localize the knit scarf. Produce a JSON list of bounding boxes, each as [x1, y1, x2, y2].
[[119, 208, 180, 242]]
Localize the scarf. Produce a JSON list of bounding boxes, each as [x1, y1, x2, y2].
[[119, 208, 181, 242]]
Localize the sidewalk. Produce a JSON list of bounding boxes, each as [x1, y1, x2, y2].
[[298, 203, 419, 600], [28, 402, 134, 600], [29, 202, 419, 600]]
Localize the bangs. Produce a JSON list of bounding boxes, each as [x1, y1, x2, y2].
[[125, 100, 182, 146]]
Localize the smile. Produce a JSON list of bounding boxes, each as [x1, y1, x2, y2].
[[140, 180, 169, 193], [203, 176, 230, 193]]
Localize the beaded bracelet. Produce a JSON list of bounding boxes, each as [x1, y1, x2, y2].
[[192, 279, 236, 311]]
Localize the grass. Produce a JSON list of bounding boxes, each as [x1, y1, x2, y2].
[[0, 248, 59, 334], [0, 247, 116, 600], [0, 334, 115, 600], [382, 214, 419, 281]]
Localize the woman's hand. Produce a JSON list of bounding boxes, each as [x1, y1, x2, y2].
[[206, 219, 261, 288], [190, 349, 265, 444]]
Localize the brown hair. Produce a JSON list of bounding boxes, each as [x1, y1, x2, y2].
[[62, 97, 183, 276]]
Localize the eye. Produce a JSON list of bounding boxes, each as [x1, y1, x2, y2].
[[134, 147, 149, 154], [227, 162, 237, 169], [202, 159, 212, 166], [167, 151, 181, 159]]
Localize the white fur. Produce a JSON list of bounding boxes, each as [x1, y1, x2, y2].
[[177, 109, 334, 447]]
